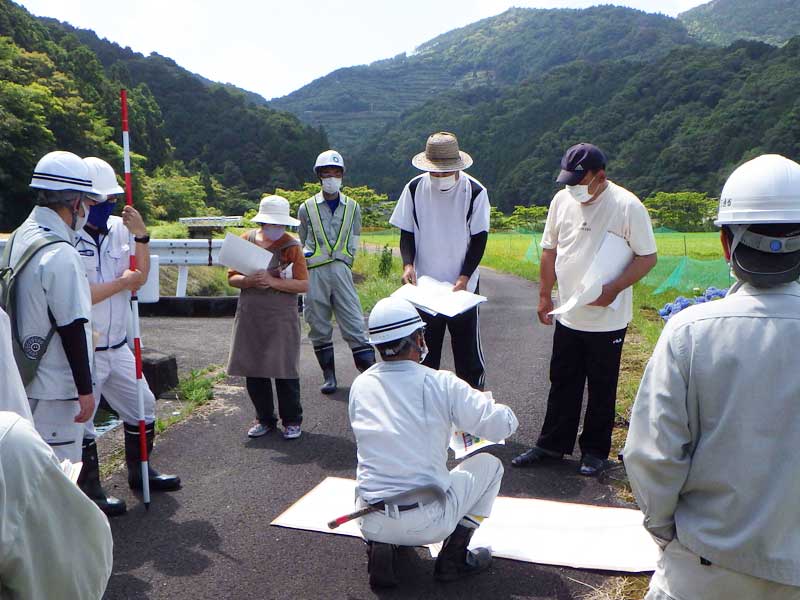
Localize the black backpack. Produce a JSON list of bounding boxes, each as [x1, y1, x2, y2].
[[0, 230, 66, 385]]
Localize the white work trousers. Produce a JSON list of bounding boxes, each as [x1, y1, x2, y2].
[[29, 399, 83, 463], [304, 261, 370, 349], [84, 345, 156, 439], [358, 453, 504, 546], [646, 539, 800, 600]]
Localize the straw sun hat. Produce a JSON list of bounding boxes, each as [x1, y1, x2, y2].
[[251, 195, 300, 226], [411, 131, 473, 173]]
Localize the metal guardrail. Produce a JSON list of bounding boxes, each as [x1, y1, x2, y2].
[[178, 216, 243, 227], [0, 238, 225, 297]]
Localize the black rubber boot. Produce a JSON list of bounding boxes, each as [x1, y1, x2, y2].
[[314, 346, 337, 394], [78, 438, 127, 517], [353, 347, 376, 373], [367, 541, 397, 589], [124, 423, 181, 492], [434, 525, 492, 582]]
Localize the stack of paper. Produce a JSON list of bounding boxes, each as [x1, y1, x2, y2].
[[218, 232, 273, 275], [392, 276, 487, 317], [550, 232, 633, 316]]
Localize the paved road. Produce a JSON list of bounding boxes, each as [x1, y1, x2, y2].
[[102, 269, 630, 599]]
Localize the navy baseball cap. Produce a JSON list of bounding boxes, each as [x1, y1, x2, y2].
[[556, 143, 607, 185]]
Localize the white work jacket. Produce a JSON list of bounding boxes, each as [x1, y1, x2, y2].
[[0, 309, 32, 422], [75, 216, 132, 350], [349, 360, 518, 502], [624, 281, 800, 586], [9, 207, 93, 400], [0, 412, 113, 599]]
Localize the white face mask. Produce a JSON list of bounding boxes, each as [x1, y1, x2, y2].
[[566, 174, 597, 204], [262, 224, 285, 241], [73, 200, 89, 231], [321, 177, 342, 195], [431, 174, 457, 192], [418, 341, 429, 364]]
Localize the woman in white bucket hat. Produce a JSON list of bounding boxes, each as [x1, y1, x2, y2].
[[227, 195, 309, 440]]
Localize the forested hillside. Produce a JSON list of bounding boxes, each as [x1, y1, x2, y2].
[[0, 0, 326, 231], [680, 0, 800, 47], [271, 6, 697, 153], [352, 38, 800, 212]]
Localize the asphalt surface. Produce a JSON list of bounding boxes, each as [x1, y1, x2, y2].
[[102, 269, 633, 599]]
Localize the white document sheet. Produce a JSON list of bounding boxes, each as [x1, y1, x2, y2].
[[218, 232, 273, 275], [449, 392, 505, 459], [550, 232, 633, 316], [391, 276, 487, 318], [271, 477, 659, 572], [60, 459, 82, 484]]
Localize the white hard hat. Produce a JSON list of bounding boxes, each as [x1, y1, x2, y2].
[[251, 195, 300, 226], [367, 297, 423, 345], [314, 150, 345, 173], [715, 154, 800, 226], [84, 157, 123, 200], [30, 151, 98, 194]]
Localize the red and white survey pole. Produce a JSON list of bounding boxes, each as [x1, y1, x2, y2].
[[120, 89, 151, 509]]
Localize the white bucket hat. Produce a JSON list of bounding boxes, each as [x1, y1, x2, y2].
[[251, 195, 300, 226]]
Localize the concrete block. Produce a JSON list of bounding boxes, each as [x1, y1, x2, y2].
[[141, 348, 179, 398]]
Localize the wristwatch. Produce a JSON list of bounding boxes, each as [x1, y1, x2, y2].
[[134, 234, 150, 244]]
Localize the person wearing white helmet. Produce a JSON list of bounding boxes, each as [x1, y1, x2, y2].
[[624, 154, 800, 599], [0, 151, 100, 463], [298, 150, 375, 395], [74, 157, 180, 517], [349, 296, 518, 588]]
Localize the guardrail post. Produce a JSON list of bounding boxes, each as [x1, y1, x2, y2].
[[176, 265, 189, 297]]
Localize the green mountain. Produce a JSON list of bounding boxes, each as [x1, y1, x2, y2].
[[271, 6, 697, 153], [353, 38, 800, 212], [0, 0, 326, 230], [680, 0, 800, 47]]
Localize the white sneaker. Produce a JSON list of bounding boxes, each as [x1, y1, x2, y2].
[[247, 422, 273, 438], [283, 425, 302, 440]]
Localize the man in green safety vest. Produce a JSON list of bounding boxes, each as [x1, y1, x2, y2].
[[298, 150, 375, 394]]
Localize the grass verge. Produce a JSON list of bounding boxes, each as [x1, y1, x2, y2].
[[155, 365, 226, 434]]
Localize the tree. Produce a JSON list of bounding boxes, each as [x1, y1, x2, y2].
[[643, 191, 718, 232]]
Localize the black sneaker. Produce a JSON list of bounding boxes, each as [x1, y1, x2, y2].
[[511, 446, 563, 467], [579, 454, 606, 477]]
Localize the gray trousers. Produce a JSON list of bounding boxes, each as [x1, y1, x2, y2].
[[304, 261, 370, 350]]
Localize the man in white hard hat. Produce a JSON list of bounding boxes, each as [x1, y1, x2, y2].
[[0, 410, 113, 599], [390, 132, 491, 390], [298, 150, 375, 394], [624, 154, 800, 599], [512, 143, 657, 476], [349, 296, 518, 588], [74, 157, 180, 516], [1, 151, 99, 463]]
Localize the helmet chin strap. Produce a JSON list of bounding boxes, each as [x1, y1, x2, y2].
[[728, 224, 749, 258]]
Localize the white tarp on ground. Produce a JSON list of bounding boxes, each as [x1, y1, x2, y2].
[[271, 477, 658, 573]]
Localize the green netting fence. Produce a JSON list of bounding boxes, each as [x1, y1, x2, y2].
[[642, 256, 731, 294]]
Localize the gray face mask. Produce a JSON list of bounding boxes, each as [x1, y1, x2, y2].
[[73, 200, 90, 231]]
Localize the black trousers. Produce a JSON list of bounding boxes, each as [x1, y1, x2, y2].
[[246, 377, 303, 427], [419, 305, 486, 390], [536, 321, 627, 459]]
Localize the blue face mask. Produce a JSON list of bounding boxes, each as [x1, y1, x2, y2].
[[87, 200, 117, 231]]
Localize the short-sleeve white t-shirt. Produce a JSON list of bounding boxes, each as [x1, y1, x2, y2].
[[541, 181, 657, 332], [389, 172, 490, 293]]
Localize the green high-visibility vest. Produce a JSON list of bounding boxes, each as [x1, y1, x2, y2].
[[304, 195, 357, 268]]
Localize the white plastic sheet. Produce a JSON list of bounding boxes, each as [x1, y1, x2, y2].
[[271, 477, 658, 572], [391, 276, 487, 318], [550, 232, 633, 316], [218, 232, 273, 275]]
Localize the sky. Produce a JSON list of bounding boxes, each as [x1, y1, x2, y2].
[[17, 0, 707, 100]]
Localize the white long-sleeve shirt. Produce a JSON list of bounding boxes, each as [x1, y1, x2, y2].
[[349, 360, 518, 502], [0, 309, 32, 422], [624, 281, 800, 587], [0, 412, 113, 599]]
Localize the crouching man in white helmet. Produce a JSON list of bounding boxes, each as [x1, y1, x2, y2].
[[349, 297, 518, 588], [2, 151, 100, 463], [299, 150, 375, 394], [624, 154, 800, 599], [74, 157, 180, 516]]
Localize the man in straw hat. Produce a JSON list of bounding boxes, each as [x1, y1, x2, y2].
[[625, 154, 800, 600], [298, 150, 375, 395], [511, 143, 657, 476], [389, 132, 491, 390]]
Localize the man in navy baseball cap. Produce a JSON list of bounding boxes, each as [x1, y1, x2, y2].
[[556, 143, 607, 186]]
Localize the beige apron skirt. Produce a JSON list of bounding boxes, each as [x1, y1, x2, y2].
[[227, 288, 301, 379]]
